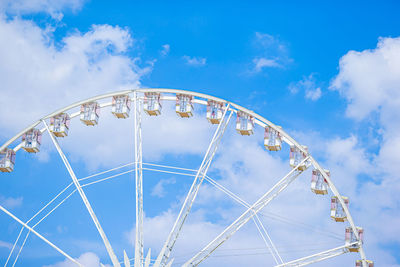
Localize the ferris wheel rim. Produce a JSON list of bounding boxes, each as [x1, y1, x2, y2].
[[0, 88, 368, 266]]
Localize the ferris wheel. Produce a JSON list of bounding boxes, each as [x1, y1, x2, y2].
[[0, 89, 373, 267]]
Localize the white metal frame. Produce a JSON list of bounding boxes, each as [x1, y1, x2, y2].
[[0, 88, 369, 267], [134, 92, 144, 267]]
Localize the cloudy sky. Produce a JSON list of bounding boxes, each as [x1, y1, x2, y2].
[[0, 0, 400, 266]]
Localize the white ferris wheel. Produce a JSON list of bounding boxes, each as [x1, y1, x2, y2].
[[0, 89, 373, 267]]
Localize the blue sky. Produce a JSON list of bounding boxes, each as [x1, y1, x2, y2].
[[1, 1, 400, 266]]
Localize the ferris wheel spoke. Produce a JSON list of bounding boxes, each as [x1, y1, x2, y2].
[[11, 228, 31, 267], [5, 226, 24, 267], [182, 157, 311, 267], [43, 120, 121, 267], [251, 214, 281, 265], [9, 188, 77, 267], [133, 92, 144, 267], [0, 204, 83, 267], [273, 242, 358, 267], [154, 105, 233, 267], [203, 175, 283, 264], [6, 181, 75, 266]]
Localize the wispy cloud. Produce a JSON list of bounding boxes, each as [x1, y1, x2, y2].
[[251, 32, 292, 73], [160, 44, 170, 56], [183, 55, 207, 66], [288, 74, 322, 101], [0, 195, 23, 209], [305, 87, 321, 101], [151, 178, 176, 198], [252, 57, 281, 71], [0, 0, 86, 20], [0, 240, 13, 249]]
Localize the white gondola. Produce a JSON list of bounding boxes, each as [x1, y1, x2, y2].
[[80, 102, 100, 126], [236, 111, 254, 136], [346, 226, 363, 252], [176, 94, 193, 118], [21, 128, 42, 153], [356, 260, 374, 267], [289, 145, 308, 170], [144, 92, 162, 116], [331, 196, 349, 222], [0, 148, 16, 173], [264, 126, 282, 151], [49, 113, 70, 137], [206, 100, 224, 124], [311, 169, 329, 195], [112, 95, 131, 119]]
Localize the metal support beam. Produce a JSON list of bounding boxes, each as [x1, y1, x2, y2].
[[204, 175, 283, 264], [252, 213, 282, 265], [144, 249, 151, 267], [0, 205, 82, 267], [124, 250, 130, 267], [43, 120, 121, 267], [183, 157, 310, 267], [274, 242, 358, 267], [154, 105, 233, 267], [134, 92, 144, 267]]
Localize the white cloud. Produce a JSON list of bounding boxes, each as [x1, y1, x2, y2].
[[288, 74, 322, 101], [252, 57, 281, 71], [0, 20, 147, 133], [0, 240, 13, 249], [151, 178, 176, 198], [183, 55, 207, 66], [305, 87, 321, 101], [161, 44, 170, 56], [0, 15, 151, 140], [251, 32, 292, 72], [0, 0, 86, 20], [44, 252, 111, 267], [255, 32, 287, 53], [330, 37, 400, 121], [0, 195, 23, 209], [331, 36, 400, 177]]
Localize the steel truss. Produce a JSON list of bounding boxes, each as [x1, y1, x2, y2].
[[183, 157, 311, 267], [43, 120, 121, 267], [134, 92, 144, 267], [154, 105, 233, 267]]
